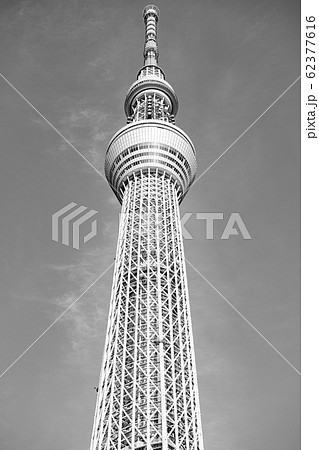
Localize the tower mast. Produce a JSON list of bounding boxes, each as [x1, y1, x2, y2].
[[90, 5, 204, 450]]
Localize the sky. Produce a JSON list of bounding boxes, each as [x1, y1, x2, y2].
[[0, 0, 300, 449]]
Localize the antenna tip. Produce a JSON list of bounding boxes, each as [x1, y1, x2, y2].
[[142, 5, 160, 20]]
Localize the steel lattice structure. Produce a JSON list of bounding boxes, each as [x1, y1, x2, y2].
[[90, 5, 204, 450]]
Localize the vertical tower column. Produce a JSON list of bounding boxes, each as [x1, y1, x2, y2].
[[90, 171, 203, 450]]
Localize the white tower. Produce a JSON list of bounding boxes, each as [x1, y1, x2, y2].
[[90, 6, 204, 450]]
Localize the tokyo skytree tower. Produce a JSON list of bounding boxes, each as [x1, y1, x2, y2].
[[90, 5, 204, 450]]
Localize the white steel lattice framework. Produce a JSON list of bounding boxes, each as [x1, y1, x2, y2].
[[90, 5, 204, 450]]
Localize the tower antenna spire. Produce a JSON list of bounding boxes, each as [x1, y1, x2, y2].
[[142, 5, 160, 66]]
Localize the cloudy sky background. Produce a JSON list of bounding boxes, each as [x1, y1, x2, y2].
[[0, 0, 300, 449]]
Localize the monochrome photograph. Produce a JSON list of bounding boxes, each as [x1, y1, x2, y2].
[[0, 1, 302, 449]]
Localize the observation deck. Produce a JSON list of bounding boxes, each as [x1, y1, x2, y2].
[[105, 120, 196, 202]]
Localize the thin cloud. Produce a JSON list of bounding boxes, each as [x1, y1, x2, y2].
[[49, 228, 117, 369]]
